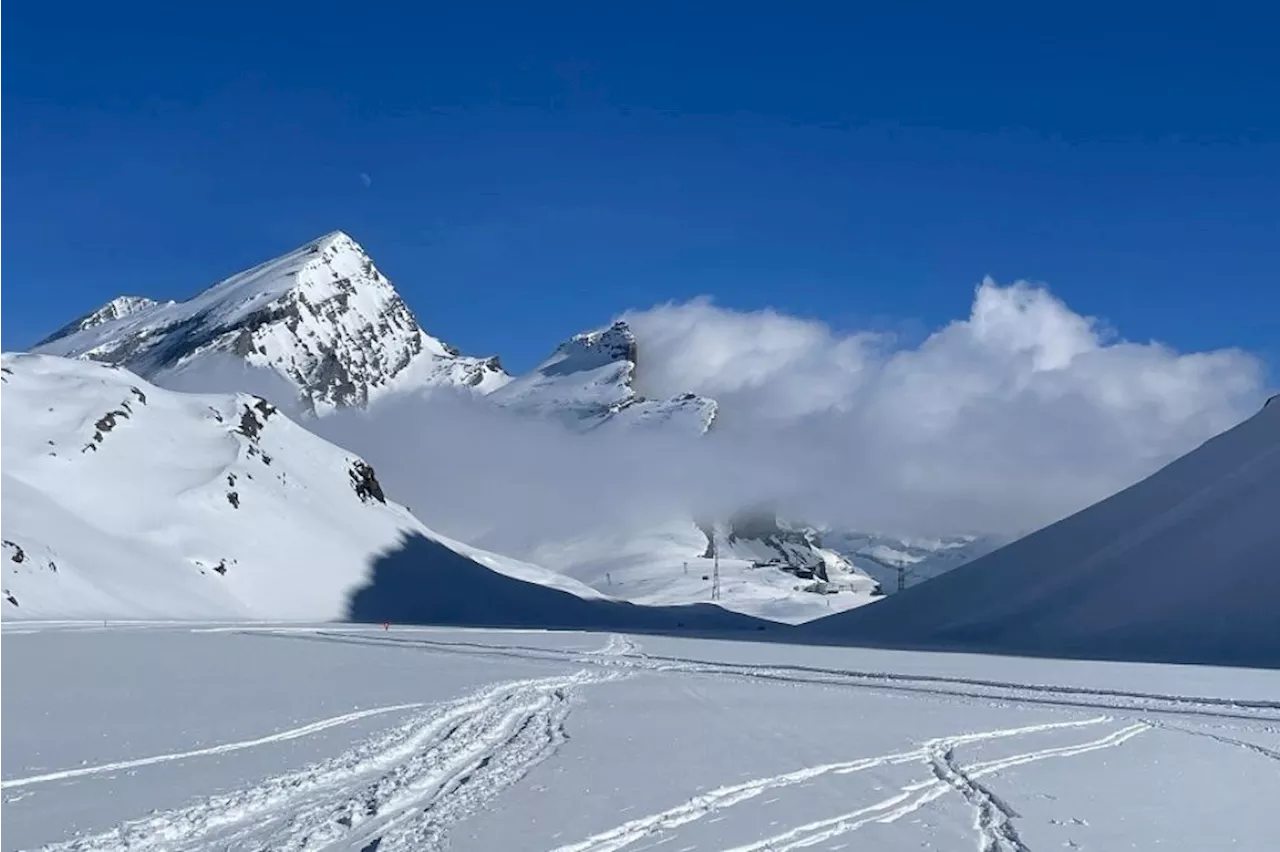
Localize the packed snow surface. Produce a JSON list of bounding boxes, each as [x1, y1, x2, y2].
[[805, 394, 1280, 668], [4, 622, 1278, 851]]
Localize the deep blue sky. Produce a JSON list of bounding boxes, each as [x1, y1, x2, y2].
[[4, 3, 1277, 372]]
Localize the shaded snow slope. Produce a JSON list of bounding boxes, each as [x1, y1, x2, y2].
[[350, 532, 776, 632], [801, 397, 1280, 668], [33, 232, 508, 413], [0, 354, 595, 621], [490, 320, 717, 433]]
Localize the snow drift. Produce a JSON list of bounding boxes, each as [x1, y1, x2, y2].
[[801, 396, 1280, 668]]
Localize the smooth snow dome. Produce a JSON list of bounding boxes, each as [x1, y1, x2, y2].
[[802, 397, 1280, 668]]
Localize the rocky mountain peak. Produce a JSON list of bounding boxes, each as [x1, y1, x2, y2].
[[31, 232, 510, 413], [490, 319, 716, 433], [551, 320, 639, 370], [37, 296, 171, 347]]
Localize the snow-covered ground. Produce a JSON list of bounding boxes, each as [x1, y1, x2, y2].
[[528, 521, 881, 624], [0, 354, 603, 621], [5, 622, 1277, 851]]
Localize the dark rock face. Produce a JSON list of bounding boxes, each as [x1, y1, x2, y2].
[[235, 398, 278, 442], [93, 408, 130, 437], [349, 459, 387, 504], [726, 507, 835, 582]]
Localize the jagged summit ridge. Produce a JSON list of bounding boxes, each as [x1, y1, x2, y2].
[[37, 296, 172, 346], [491, 319, 717, 432], [547, 321, 638, 373], [33, 232, 510, 412]]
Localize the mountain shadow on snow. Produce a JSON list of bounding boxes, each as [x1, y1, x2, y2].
[[799, 398, 1280, 670], [347, 532, 779, 635]]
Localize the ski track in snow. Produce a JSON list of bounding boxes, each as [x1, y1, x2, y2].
[[712, 723, 1150, 852], [38, 664, 627, 852], [1, 704, 426, 790], [547, 717, 1140, 852], [1145, 719, 1280, 763], [236, 627, 1280, 724], [17, 630, 1277, 852]]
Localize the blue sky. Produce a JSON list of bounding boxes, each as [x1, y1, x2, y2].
[[4, 2, 1277, 373]]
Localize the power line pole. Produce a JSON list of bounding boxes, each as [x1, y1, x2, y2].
[[711, 532, 721, 601], [895, 565, 907, 594]]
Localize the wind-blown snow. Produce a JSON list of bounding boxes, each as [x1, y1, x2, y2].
[[802, 395, 1280, 668]]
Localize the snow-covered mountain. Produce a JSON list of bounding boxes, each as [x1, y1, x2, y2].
[[33, 232, 509, 414], [822, 530, 1004, 593], [524, 515, 883, 625], [0, 354, 599, 620], [19, 230, 989, 619], [490, 320, 717, 433], [802, 394, 1280, 667]]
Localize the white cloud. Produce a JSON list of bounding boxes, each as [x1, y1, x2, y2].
[[612, 279, 1267, 536], [157, 279, 1269, 553], [359, 172, 373, 188], [622, 297, 883, 420]]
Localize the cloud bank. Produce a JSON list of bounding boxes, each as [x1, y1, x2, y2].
[[155, 279, 1268, 555], [617, 280, 1265, 534]]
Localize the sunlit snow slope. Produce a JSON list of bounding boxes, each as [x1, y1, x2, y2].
[[20, 231, 996, 618], [527, 520, 883, 624], [33, 232, 509, 413], [804, 396, 1280, 667], [0, 354, 598, 620], [490, 320, 717, 433]]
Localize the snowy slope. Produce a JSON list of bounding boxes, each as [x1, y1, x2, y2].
[[821, 530, 1004, 593], [489, 320, 717, 433], [7, 623, 1280, 851], [802, 395, 1280, 667], [33, 232, 509, 413], [526, 518, 883, 624], [20, 232, 984, 618], [0, 354, 597, 621]]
